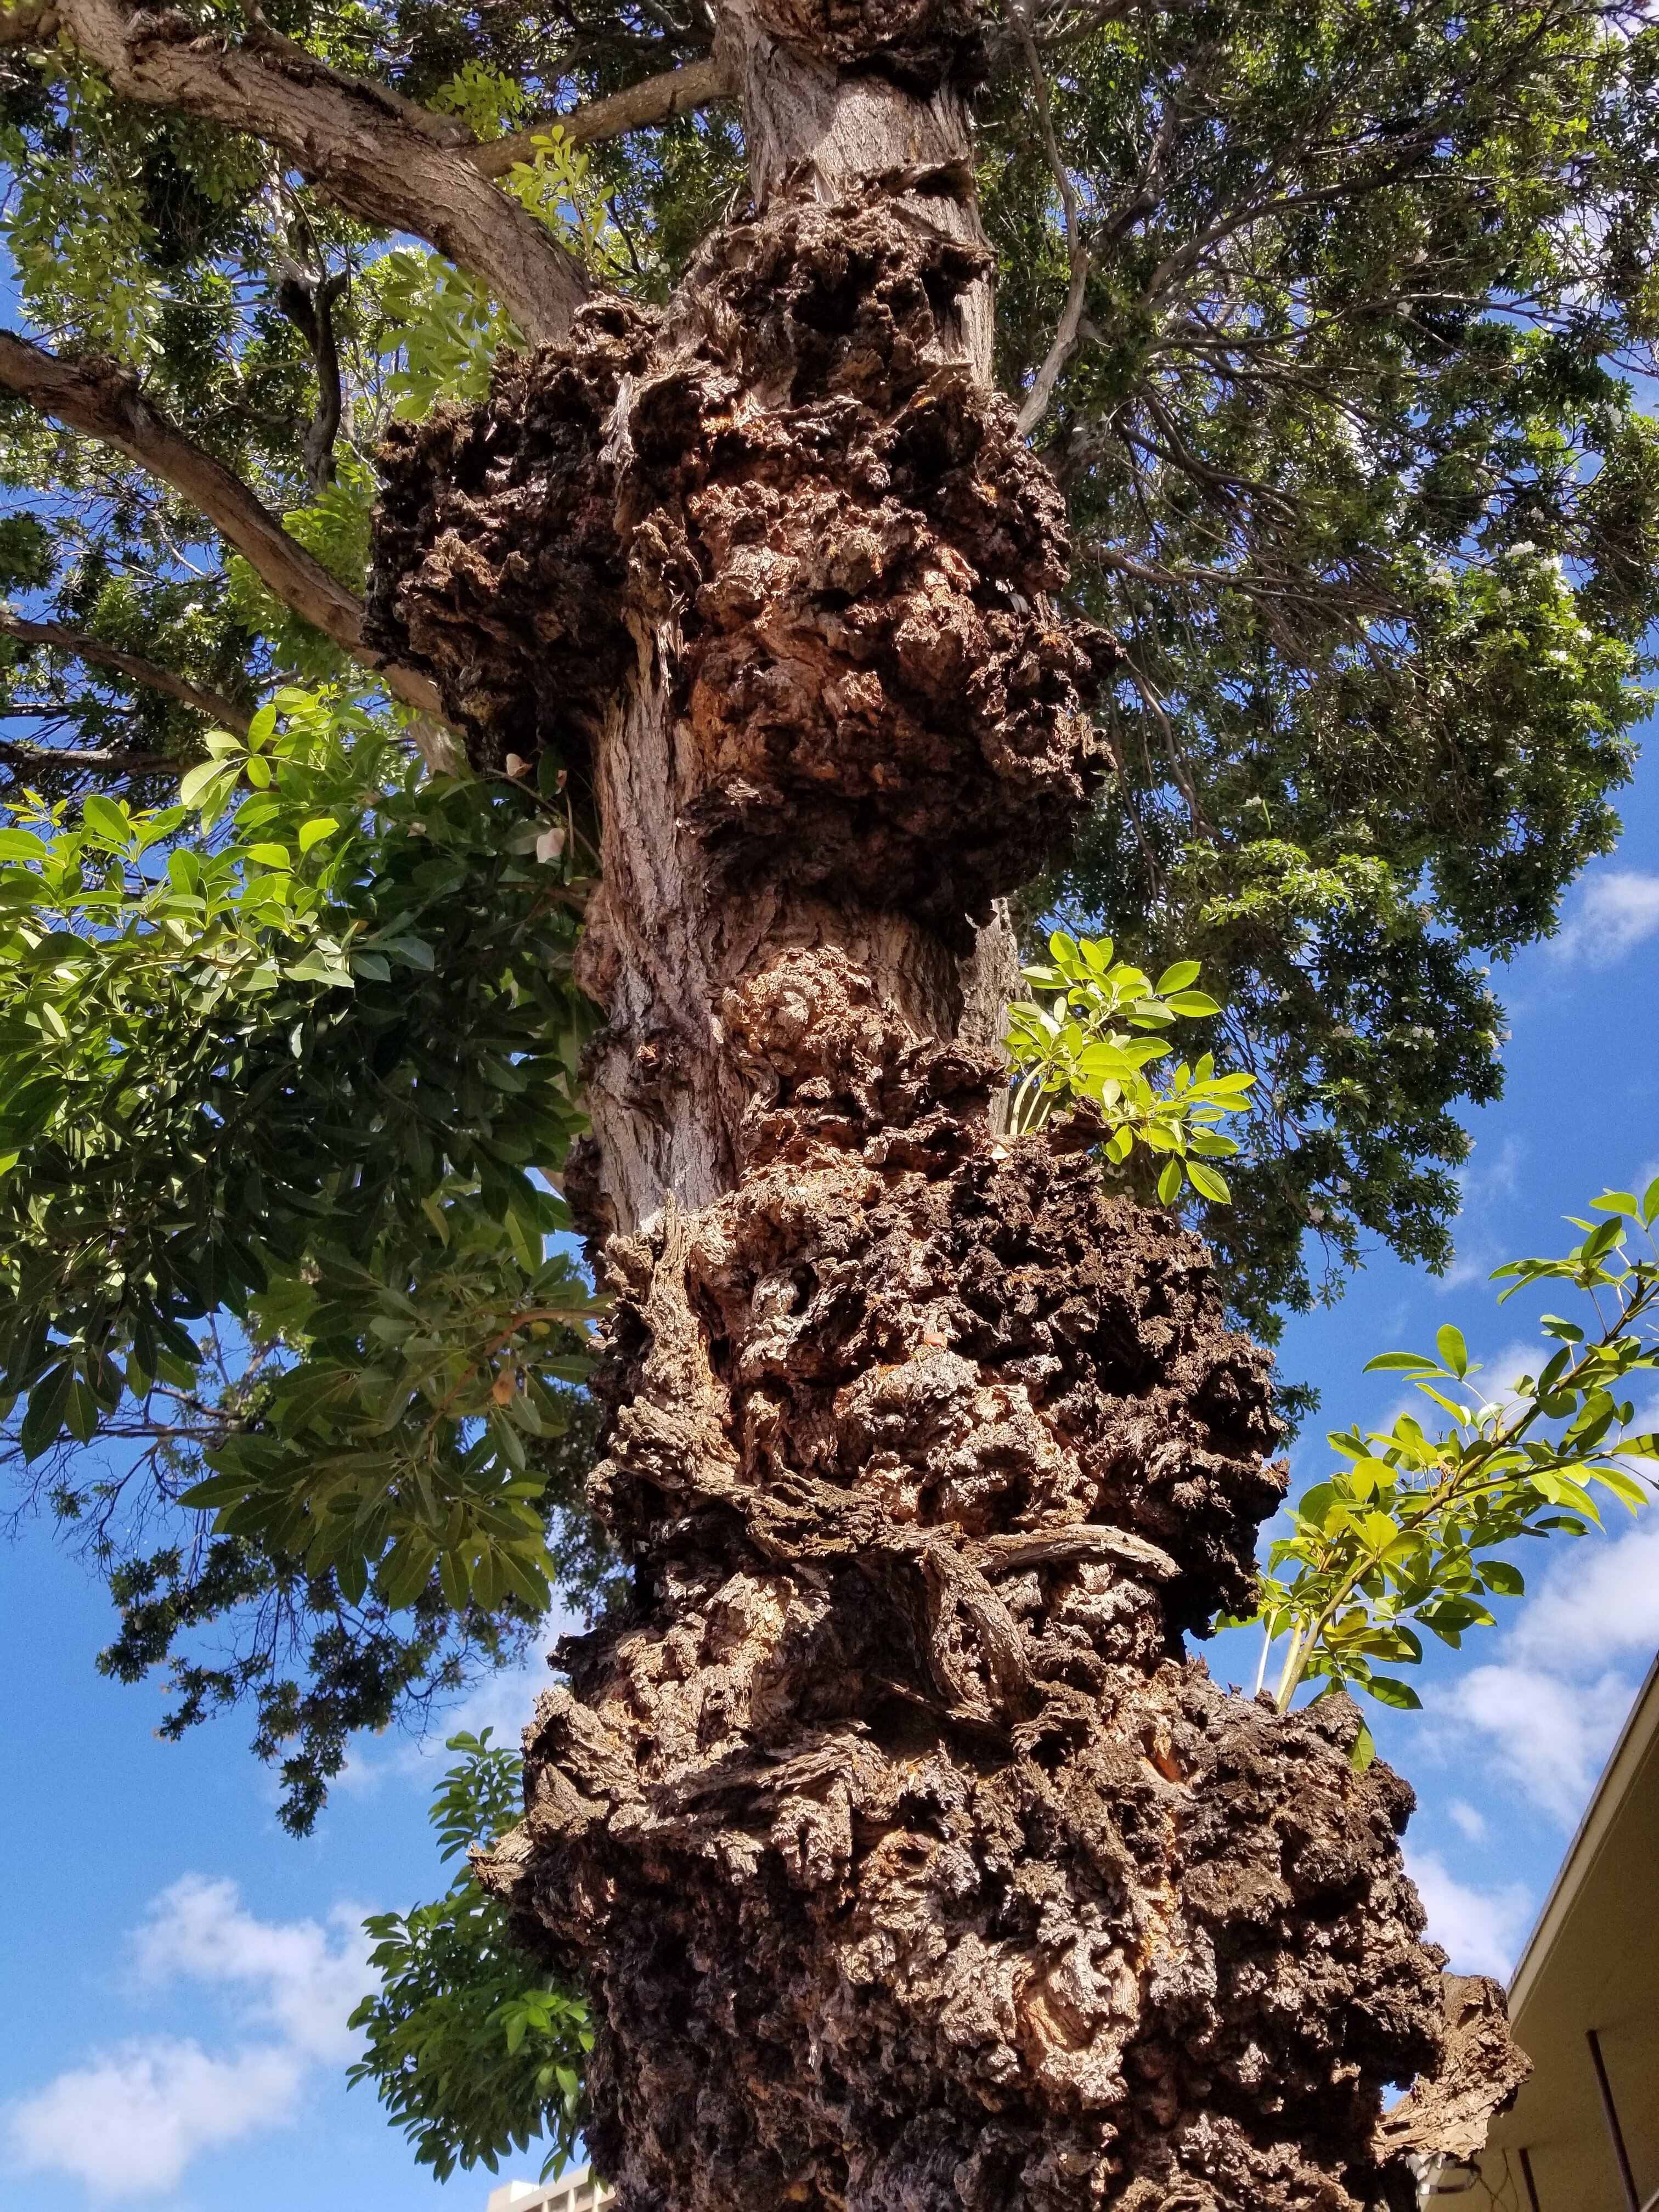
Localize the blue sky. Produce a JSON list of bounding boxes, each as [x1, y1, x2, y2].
[[3, 743, 1658, 2212]]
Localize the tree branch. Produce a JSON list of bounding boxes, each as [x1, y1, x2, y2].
[[1012, 5, 1090, 441], [42, 0, 590, 348], [274, 264, 347, 494], [0, 328, 445, 721], [0, 609, 252, 733], [0, 731, 185, 780], [471, 54, 735, 177]]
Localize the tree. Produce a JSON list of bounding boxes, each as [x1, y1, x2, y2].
[[349, 1728, 592, 2183], [349, 1181, 1659, 2186], [3, 0, 1658, 2205]]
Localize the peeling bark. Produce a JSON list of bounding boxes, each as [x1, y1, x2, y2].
[[368, 4, 1526, 2202]]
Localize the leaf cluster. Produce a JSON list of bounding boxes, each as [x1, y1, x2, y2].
[[0, 687, 601, 1625], [1244, 1184, 1659, 1765], [348, 1729, 591, 2182], [1004, 928, 1252, 1205]]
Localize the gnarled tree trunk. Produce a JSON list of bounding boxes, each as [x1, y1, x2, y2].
[[368, 4, 1525, 2204]]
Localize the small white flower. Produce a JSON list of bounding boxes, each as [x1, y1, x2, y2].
[[504, 752, 530, 779], [536, 825, 567, 864]]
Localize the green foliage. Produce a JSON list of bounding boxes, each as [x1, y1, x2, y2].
[[373, 249, 520, 419], [427, 62, 536, 142], [1004, 931, 1252, 1206], [1246, 1184, 1659, 1765], [989, 0, 1659, 1335], [348, 1730, 591, 2183], [0, 686, 599, 1623], [499, 125, 618, 264]]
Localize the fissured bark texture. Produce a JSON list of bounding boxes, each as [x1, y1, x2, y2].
[[476, 956, 1474, 2211], [369, 55, 1522, 2209]]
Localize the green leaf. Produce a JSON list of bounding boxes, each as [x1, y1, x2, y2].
[[1157, 1158, 1182, 1206], [1363, 1351, 1440, 1373], [1592, 1191, 1641, 1217], [1435, 1324, 1469, 1379], [19, 1361, 74, 1459], [1361, 1675, 1423, 1711], [1155, 961, 1201, 994], [1476, 1559, 1525, 1597], [80, 794, 131, 845], [1186, 1159, 1232, 1204], [178, 760, 229, 807]]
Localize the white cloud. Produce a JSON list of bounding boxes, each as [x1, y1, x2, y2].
[[1448, 1799, 1487, 1844], [7, 2040, 303, 2197], [134, 1876, 367, 2062], [1554, 870, 1659, 968], [1437, 1661, 1634, 1825], [5, 1878, 369, 2200], [1405, 1850, 1533, 1979], [1424, 1517, 1659, 1828], [1505, 1517, 1659, 1676]]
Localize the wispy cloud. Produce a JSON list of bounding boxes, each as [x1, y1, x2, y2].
[[4, 1878, 369, 2199], [1404, 1849, 1533, 1979], [1553, 870, 1659, 969], [1440, 1137, 1527, 1290], [1424, 1518, 1659, 1826], [1447, 1799, 1487, 1844]]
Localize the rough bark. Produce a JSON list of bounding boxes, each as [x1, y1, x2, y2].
[[368, 3, 1526, 2203]]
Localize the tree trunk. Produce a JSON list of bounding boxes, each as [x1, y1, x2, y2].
[[368, 5, 1523, 2204]]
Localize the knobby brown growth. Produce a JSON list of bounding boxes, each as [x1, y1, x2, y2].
[[369, 12, 1526, 2198], [371, 189, 1114, 935]]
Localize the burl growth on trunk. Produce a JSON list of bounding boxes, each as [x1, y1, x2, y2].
[[369, 64, 1524, 2210]]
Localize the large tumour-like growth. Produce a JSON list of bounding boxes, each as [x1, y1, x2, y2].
[[370, 78, 1522, 2211]]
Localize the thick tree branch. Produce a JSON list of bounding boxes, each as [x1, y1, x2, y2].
[[41, 0, 590, 348], [0, 329, 445, 721], [0, 731, 185, 779], [0, 609, 252, 733], [471, 54, 735, 177]]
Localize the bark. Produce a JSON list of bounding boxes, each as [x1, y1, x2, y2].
[[274, 266, 348, 495], [0, 329, 445, 721], [368, 3, 1526, 2203], [49, 0, 589, 348]]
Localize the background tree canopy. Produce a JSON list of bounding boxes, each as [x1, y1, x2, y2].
[[0, 0, 1655, 1817]]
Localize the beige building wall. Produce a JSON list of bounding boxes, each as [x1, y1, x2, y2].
[[486, 2165, 614, 2212]]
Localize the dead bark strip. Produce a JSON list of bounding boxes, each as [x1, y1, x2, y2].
[[368, 3, 1526, 2202]]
